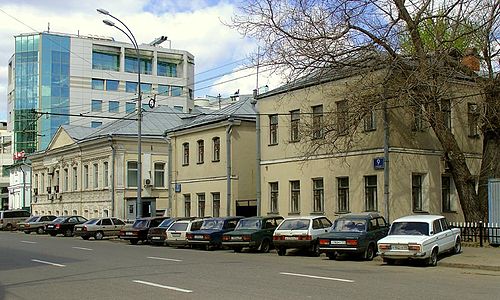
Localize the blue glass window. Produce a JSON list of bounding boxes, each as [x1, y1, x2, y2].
[[126, 81, 137, 93], [142, 103, 151, 111], [91, 121, 103, 128], [109, 101, 119, 113], [106, 80, 119, 91], [158, 84, 169, 95], [126, 102, 136, 113], [91, 100, 102, 112], [171, 86, 183, 97], [92, 51, 119, 71], [140, 83, 152, 93], [125, 56, 152, 74], [157, 61, 177, 77], [92, 78, 105, 90]]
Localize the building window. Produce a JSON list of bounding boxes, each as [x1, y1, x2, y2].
[[269, 114, 278, 145], [412, 104, 424, 131], [109, 101, 119, 113], [198, 193, 206, 217], [127, 161, 138, 187], [337, 100, 348, 135], [468, 103, 479, 137], [312, 105, 324, 139], [213, 137, 220, 162], [106, 80, 119, 91], [182, 143, 189, 165], [103, 162, 109, 187], [158, 84, 169, 95], [91, 100, 102, 112], [197, 140, 204, 164], [93, 163, 99, 189], [140, 83, 152, 93], [142, 103, 150, 111], [184, 194, 191, 217], [337, 177, 349, 213], [92, 50, 119, 71], [290, 180, 300, 213], [91, 121, 102, 128], [441, 99, 451, 130], [72, 167, 77, 191], [63, 168, 68, 192], [364, 110, 376, 131], [365, 175, 377, 211], [126, 102, 135, 113], [125, 56, 152, 74], [412, 174, 424, 212], [312, 178, 324, 213], [290, 110, 300, 142], [270, 182, 279, 213], [154, 162, 165, 188], [171, 86, 183, 97], [212, 193, 220, 217], [41, 173, 45, 192], [157, 60, 177, 77], [91, 78, 105, 90], [441, 176, 456, 212], [84, 165, 89, 190], [126, 81, 138, 93]]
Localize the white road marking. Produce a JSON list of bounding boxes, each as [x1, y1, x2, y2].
[[21, 241, 37, 244], [72, 246, 93, 251], [147, 256, 182, 262], [280, 272, 355, 283], [133, 280, 192, 293], [31, 259, 66, 267]]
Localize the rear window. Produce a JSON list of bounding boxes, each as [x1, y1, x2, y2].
[[132, 219, 149, 228], [168, 222, 189, 231], [200, 219, 224, 230], [236, 219, 262, 230], [332, 219, 367, 232], [52, 217, 66, 224], [277, 219, 310, 230], [190, 221, 203, 231], [26, 216, 39, 223], [158, 219, 174, 228], [389, 221, 429, 236], [84, 219, 99, 225]]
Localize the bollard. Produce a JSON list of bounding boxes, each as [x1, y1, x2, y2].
[[479, 221, 483, 247]]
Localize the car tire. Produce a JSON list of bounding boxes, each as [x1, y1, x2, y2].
[[64, 229, 73, 237], [5, 224, 12, 231], [327, 252, 337, 260], [95, 231, 104, 240], [24, 231, 31, 234], [260, 239, 271, 253], [364, 244, 376, 261], [49, 232, 57, 237], [130, 239, 138, 245], [453, 237, 461, 254], [309, 242, 320, 257], [428, 248, 438, 267], [383, 258, 395, 265], [82, 236, 90, 240], [233, 247, 242, 253], [37, 227, 44, 234], [277, 247, 286, 256]]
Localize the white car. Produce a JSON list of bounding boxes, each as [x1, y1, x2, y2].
[[165, 219, 204, 247], [272, 216, 332, 256], [377, 215, 461, 266]]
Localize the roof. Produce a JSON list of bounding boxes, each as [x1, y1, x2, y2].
[[241, 216, 283, 220], [282, 215, 329, 220], [337, 212, 383, 220], [60, 125, 96, 141], [392, 215, 444, 223]]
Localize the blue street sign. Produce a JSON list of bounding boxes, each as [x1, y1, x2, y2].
[[374, 157, 384, 170], [175, 183, 181, 193]]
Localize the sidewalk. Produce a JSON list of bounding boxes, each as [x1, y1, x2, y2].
[[438, 246, 500, 271]]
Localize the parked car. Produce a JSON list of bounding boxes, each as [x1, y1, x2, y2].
[[273, 216, 332, 256], [222, 216, 284, 253], [45, 216, 88, 237], [147, 218, 187, 245], [74, 217, 126, 240], [119, 216, 169, 245], [318, 212, 388, 260], [187, 216, 243, 250], [0, 209, 31, 230], [18, 215, 57, 234], [165, 219, 204, 247], [377, 215, 461, 266]]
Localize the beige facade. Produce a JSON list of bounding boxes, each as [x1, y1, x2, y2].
[[257, 75, 483, 223]]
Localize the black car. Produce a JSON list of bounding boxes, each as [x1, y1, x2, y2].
[[318, 212, 388, 260], [119, 216, 169, 245], [187, 217, 243, 250], [222, 216, 284, 253], [45, 216, 88, 237]]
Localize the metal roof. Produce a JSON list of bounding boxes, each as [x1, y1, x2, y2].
[[60, 125, 96, 141]]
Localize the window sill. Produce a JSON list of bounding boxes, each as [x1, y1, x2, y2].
[[182, 164, 189, 167], [268, 143, 278, 146], [288, 211, 301, 216], [267, 212, 280, 216], [310, 211, 325, 215], [335, 211, 351, 215], [412, 210, 429, 214], [363, 128, 376, 132], [212, 160, 220, 163], [197, 162, 204, 165], [442, 210, 458, 214]]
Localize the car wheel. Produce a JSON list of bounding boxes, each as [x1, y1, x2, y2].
[[260, 239, 271, 253], [82, 236, 90, 240], [428, 248, 438, 267], [37, 227, 45, 234], [383, 258, 395, 265], [129, 239, 138, 245], [24, 231, 31, 234], [453, 237, 461, 254], [64, 229, 73, 237], [327, 252, 337, 260], [277, 247, 286, 256], [309, 242, 320, 257], [364, 244, 376, 261], [49, 232, 57, 237], [233, 247, 242, 253], [94, 231, 104, 240], [5, 224, 12, 231]]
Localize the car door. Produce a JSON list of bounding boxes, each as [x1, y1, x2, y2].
[[376, 217, 389, 240], [439, 218, 455, 251], [101, 218, 113, 236], [431, 219, 447, 253], [111, 218, 125, 235]]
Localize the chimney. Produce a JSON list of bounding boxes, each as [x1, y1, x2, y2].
[[461, 48, 480, 72]]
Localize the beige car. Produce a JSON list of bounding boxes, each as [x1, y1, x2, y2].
[[166, 219, 204, 247], [74, 217, 126, 240]]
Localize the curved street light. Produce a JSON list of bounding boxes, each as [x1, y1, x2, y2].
[[97, 8, 142, 219]]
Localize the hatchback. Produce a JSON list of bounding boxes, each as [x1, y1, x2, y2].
[[74, 217, 126, 240], [18, 215, 57, 234], [45, 216, 88, 237]]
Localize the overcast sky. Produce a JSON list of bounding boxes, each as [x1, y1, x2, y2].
[[0, 0, 282, 121]]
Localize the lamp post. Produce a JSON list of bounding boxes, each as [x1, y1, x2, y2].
[[98, 8, 142, 218]]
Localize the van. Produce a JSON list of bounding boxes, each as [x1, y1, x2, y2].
[[0, 209, 31, 230]]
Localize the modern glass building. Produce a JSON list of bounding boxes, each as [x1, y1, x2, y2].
[[8, 32, 195, 153]]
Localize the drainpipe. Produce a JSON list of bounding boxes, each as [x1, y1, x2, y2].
[[251, 89, 261, 216], [20, 160, 27, 210], [108, 135, 116, 217], [383, 100, 390, 222], [163, 134, 172, 217], [226, 119, 234, 216]]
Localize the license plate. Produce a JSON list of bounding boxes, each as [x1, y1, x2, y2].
[[75, 228, 82, 231], [172, 233, 181, 237], [330, 240, 346, 245], [285, 236, 298, 240], [126, 232, 133, 236], [195, 235, 203, 239], [231, 236, 242, 240], [47, 225, 54, 228], [152, 236, 161, 240], [391, 244, 408, 250]]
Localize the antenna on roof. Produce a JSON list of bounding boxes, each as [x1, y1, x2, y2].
[[47, 22, 50, 32]]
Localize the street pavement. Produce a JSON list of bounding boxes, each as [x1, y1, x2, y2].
[[0, 231, 499, 300]]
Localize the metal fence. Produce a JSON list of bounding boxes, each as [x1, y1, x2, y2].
[[450, 222, 500, 247]]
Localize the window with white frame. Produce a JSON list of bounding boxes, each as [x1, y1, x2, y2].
[[197, 140, 204, 164], [337, 101, 348, 135], [72, 166, 78, 191], [127, 161, 138, 187], [93, 163, 99, 189], [103, 162, 109, 187], [364, 110, 376, 131], [290, 180, 300, 213], [269, 114, 278, 145], [212, 137, 220, 162], [63, 168, 68, 191], [365, 175, 377, 211], [337, 177, 349, 213], [184, 194, 191, 217], [212, 192, 220, 217], [84, 165, 89, 189], [312, 105, 324, 139], [270, 182, 279, 213], [412, 174, 424, 212], [182, 143, 189, 165], [290, 109, 300, 142], [154, 162, 165, 187], [313, 178, 324, 212], [198, 193, 206, 217]]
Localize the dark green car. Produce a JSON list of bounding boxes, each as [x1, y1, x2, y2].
[[318, 212, 388, 261], [222, 216, 284, 253]]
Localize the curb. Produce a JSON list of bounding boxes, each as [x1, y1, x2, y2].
[[439, 262, 500, 272]]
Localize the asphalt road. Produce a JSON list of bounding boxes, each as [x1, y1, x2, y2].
[[0, 231, 499, 300]]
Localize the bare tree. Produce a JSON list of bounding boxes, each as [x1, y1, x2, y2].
[[230, 0, 500, 221]]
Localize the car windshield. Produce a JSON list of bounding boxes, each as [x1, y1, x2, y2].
[[236, 219, 262, 230], [132, 219, 149, 229], [26, 216, 39, 223], [389, 222, 429, 236], [332, 219, 367, 232], [158, 219, 174, 228], [200, 219, 224, 230], [168, 222, 189, 231], [84, 219, 99, 225], [52, 217, 65, 224], [278, 219, 310, 230]]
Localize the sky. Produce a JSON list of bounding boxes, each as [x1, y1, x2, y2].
[[0, 0, 283, 121]]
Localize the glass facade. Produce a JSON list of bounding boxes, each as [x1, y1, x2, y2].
[[157, 60, 177, 77], [92, 78, 105, 90], [158, 84, 169, 95], [126, 81, 137, 93], [109, 101, 119, 113], [126, 102, 136, 113], [92, 51, 119, 71], [171, 86, 182, 97], [125, 56, 152, 74], [106, 80, 119, 91]]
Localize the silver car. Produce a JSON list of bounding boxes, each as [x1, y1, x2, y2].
[[18, 215, 57, 234], [74, 217, 126, 240]]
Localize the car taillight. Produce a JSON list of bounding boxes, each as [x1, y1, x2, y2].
[[25, 224, 30, 228], [298, 235, 312, 241], [222, 235, 230, 241], [346, 239, 358, 246], [408, 243, 421, 251], [83, 226, 87, 231], [378, 243, 390, 250], [186, 233, 193, 240], [55, 224, 61, 229], [203, 234, 211, 240], [242, 235, 251, 241], [319, 239, 330, 246], [273, 235, 283, 241]]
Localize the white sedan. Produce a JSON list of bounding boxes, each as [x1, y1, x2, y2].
[[377, 215, 461, 266]]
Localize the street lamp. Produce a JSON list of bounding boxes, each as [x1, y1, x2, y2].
[[98, 8, 142, 218]]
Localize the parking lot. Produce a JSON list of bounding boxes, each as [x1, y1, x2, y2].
[[1, 231, 499, 300]]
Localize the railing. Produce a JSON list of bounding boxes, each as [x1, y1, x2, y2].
[[450, 222, 500, 247]]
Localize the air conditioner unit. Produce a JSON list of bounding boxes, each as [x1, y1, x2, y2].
[[143, 178, 152, 187]]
